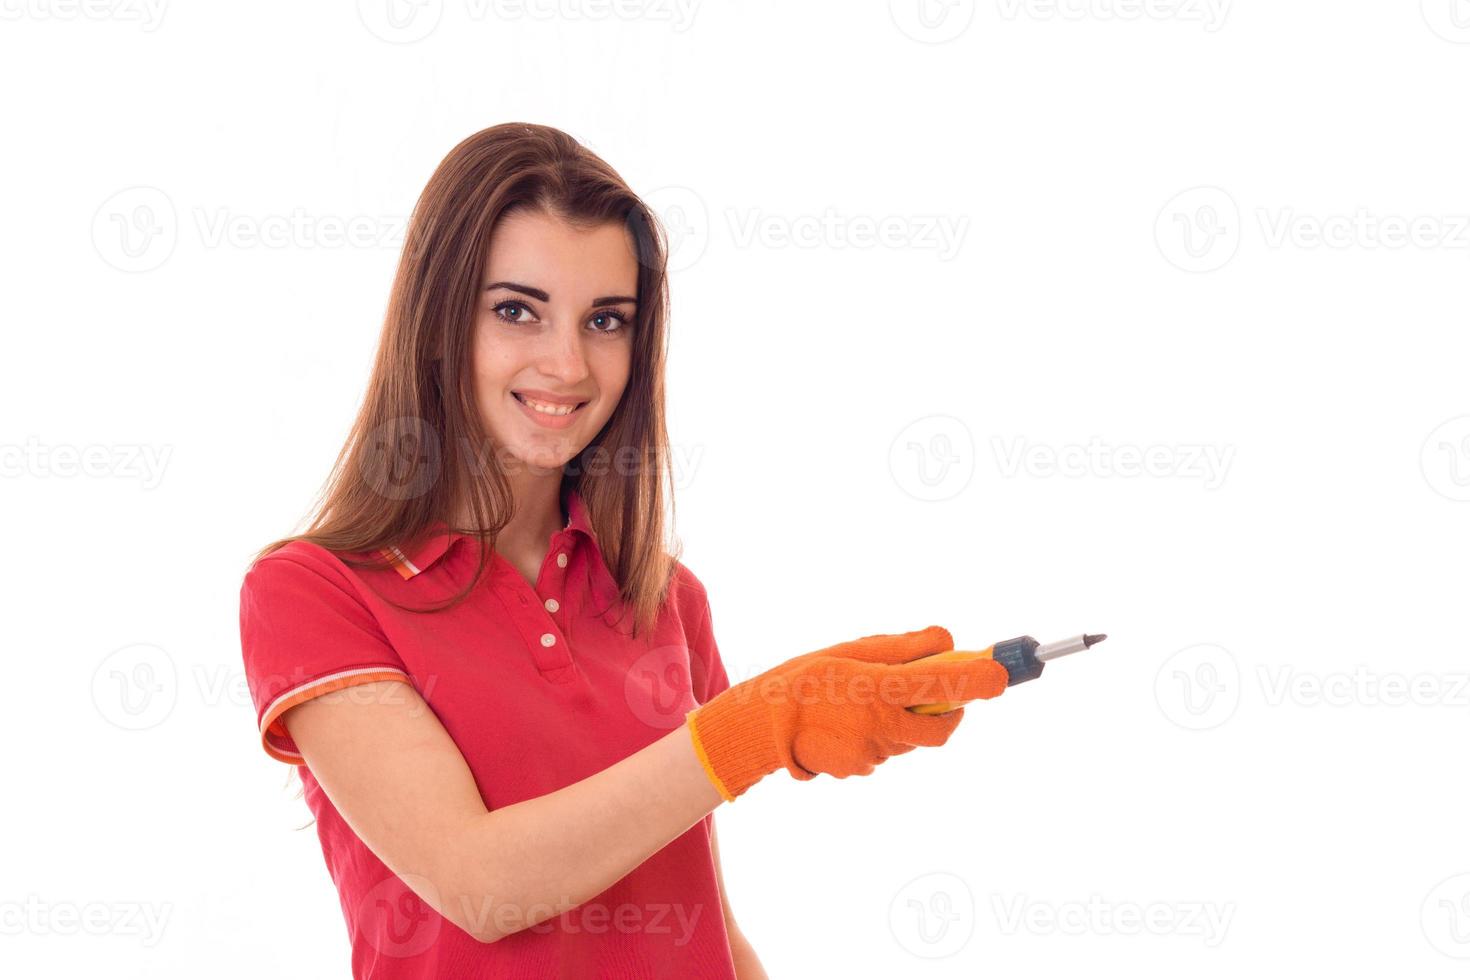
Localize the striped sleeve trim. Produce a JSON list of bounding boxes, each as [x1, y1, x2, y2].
[[259, 666, 412, 764]]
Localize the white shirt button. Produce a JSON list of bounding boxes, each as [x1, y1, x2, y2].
[[540, 633, 556, 647], [556, 553, 568, 568], [544, 598, 560, 613]]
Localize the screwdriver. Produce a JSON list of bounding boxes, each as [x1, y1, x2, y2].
[[907, 633, 1108, 714]]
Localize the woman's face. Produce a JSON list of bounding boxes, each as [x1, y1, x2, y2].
[[473, 208, 638, 476]]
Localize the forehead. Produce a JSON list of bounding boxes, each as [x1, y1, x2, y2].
[[484, 209, 639, 294]]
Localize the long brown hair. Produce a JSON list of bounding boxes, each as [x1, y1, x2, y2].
[[251, 122, 682, 638]]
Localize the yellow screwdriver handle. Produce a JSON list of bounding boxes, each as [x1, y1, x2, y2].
[[906, 647, 995, 715]]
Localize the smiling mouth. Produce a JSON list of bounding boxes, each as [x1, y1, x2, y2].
[[513, 392, 589, 416]]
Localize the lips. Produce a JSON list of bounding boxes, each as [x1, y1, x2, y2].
[[513, 392, 588, 413], [512, 389, 588, 409], [511, 391, 587, 429]]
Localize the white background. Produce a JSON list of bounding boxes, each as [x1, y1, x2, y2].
[[4, 1, 1469, 976]]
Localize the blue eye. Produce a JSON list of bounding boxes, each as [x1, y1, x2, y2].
[[589, 309, 630, 334], [493, 301, 533, 324], [490, 299, 631, 334]]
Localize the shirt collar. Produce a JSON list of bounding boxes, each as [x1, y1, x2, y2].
[[381, 487, 597, 581]]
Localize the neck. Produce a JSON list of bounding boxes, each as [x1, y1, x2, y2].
[[450, 473, 568, 555]]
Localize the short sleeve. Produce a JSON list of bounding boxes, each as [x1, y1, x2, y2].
[[238, 547, 412, 764], [688, 587, 731, 706]]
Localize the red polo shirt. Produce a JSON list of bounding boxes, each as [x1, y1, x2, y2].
[[238, 488, 736, 978]]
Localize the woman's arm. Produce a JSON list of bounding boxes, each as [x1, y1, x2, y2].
[[710, 818, 770, 979], [282, 679, 725, 944]]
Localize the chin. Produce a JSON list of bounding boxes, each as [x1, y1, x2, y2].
[[501, 440, 582, 473]]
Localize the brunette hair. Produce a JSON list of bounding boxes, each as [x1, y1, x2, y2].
[[251, 122, 682, 638]]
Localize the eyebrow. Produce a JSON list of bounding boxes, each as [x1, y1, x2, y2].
[[483, 280, 637, 307]]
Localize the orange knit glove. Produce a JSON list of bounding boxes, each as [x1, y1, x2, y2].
[[685, 625, 1008, 802]]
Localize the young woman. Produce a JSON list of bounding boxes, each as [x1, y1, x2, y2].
[[238, 122, 1008, 978]]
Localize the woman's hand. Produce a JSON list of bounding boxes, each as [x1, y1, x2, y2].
[[685, 625, 1008, 800]]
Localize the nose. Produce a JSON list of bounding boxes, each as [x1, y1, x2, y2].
[[536, 315, 592, 387]]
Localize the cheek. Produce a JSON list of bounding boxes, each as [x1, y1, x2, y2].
[[468, 347, 518, 432], [593, 345, 633, 400], [471, 333, 517, 388]]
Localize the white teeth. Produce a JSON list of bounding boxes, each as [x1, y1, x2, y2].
[[518, 394, 579, 416]]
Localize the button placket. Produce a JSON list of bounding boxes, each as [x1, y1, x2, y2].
[[536, 535, 573, 615], [519, 535, 576, 674], [517, 598, 572, 676], [488, 543, 570, 678]]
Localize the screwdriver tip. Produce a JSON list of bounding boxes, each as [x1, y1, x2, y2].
[[1083, 633, 1108, 647]]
